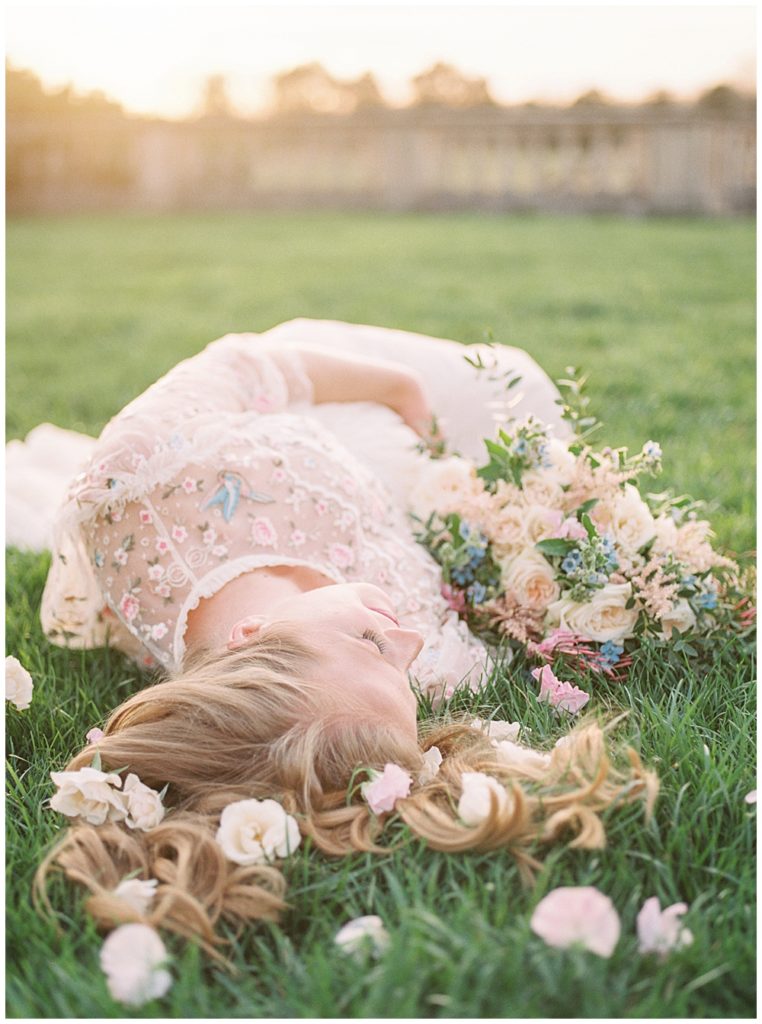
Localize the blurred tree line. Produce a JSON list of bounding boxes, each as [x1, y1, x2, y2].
[[8, 59, 755, 122]]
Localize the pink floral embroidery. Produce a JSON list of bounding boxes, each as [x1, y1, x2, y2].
[[110, 510, 123, 523], [113, 549, 128, 566], [139, 510, 153, 525], [119, 593, 140, 622], [181, 477, 197, 494], [171, 525, 188, 543], [253, 392, 276, 413], [272, 468, 288, 484], [334, 510, 355, 530], [250, 517, 278, 547], [147, 565, 164, 581], [151, 623, 169, 641], [212, 544, 228, 558], [290, 529, 306, 547], [329, 543, 354, 569], [314, 499, 329, 516], [155, 583, 171, 598], [155, 538, 170, 555], [202, 528, 217, 545]]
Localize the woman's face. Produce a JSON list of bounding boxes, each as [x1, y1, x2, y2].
[[229, 583, 423, 737]]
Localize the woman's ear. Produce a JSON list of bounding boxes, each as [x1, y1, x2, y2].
[[227, 615, 267, 650]]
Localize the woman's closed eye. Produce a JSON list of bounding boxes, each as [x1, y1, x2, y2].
[[361, 628, 389, 653]]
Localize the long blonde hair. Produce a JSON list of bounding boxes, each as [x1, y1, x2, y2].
[[35, 627, 658, 961]]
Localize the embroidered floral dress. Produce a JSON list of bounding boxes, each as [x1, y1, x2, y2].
[[42, 333, 487, 698]]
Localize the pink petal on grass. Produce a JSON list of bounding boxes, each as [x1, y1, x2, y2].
[[636, 896, 693, 956], [530, 886, 621, 958], [361, 763, 413, 815], [744, 789, 757, 805], [531, 666, 590, 714]]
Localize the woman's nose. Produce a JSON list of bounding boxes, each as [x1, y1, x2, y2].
[[383, 628, 424, 671]]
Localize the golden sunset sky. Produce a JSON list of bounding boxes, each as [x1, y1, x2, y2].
[[6, 1, 756, 118]]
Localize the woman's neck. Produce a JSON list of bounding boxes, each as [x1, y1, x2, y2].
[[184, 564, 333, 651]]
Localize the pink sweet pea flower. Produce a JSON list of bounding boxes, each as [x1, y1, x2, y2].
[[531, 665, 590, 714], [361, 763, 413, 815], [636, 897, 693, 957], [530, 886, 621, 958]]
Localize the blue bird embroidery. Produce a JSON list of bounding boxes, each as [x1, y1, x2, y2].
[[203, 471, 275, 523]]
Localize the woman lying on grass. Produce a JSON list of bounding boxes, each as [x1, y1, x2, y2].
[[35, 319, 657, 961]]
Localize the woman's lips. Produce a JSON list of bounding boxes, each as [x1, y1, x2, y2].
[[369, 606, 400, 627]]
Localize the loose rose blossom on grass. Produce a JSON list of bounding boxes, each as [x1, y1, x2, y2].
[[492, 739, 551, 773], [458, 771, 511, 825], [471, 717, 521, 742], [361, 763, 413, 814], [99, 923, 172, 1006], [122, 774, 165, 831], [744, 789, 757, 805], [531, 665, 590, 714], [636, 897, 693, 957], [86, 727, 105, 744], [215, 798, 301, 865], [530, 886, 621, 958], [113, 878, 159, 916], [334, 915, 390, 958], [6, 655, 34, 710], [50, 767, 128, 826]]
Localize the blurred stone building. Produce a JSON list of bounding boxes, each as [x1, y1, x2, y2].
[[6, 65, 756, 216]]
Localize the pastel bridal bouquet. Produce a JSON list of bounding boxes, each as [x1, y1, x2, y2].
[[411, 360, 754, 678]]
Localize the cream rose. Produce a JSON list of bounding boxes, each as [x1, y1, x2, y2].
[[122, 774, 165, 831], [544, 437, 577, 486], [489, 503, 527, 558], [547, 582, 639, 643], [6, 655, 33, 710], [113, 878, 159, 916], [99, 923, 172, 1006], [408, 456, 481, 520], [520, 470, 564, 510], [215, 798, 301, 864], [458, 771, 511, 825], [49, 766, 128, 826], [501, 548, 560, 611], [659, 599, 697, 638], [523, 504, 565, 545], [592, 484, 655, 555]]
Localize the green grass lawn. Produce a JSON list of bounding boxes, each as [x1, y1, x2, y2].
[[6, 212, 756, 1017]]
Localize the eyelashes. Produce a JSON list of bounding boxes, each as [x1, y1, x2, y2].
[[361, 628, 389, 653]]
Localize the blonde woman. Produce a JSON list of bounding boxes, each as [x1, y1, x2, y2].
[[36, 318, 656, 957]]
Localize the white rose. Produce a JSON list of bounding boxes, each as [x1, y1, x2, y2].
[[50, 766, 128, 826], [215, 798, 301, 865], [520, 470, 564, 509], [659, 599, 696, 639], [544, 438, 576, 486], [591, 484, 655, 554], [6, 655, 34, 710], [122, 774, 165, 831], [501, 548, 560, 611], [471, 718, 521, 743], [113, 877, 159, 916], [334, 915, 390, 958], [547, 582, 639, 643], [408, 456, 480, 520], [99, 923, 172, 1006], [458, 771, 511, 825], [492, 739, 552, 773]]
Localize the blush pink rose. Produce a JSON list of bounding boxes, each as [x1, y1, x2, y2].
[[251, 517, 278, 547], [119, 593, 140, 622], [531, 665, 590, 714], [530, 886, 621, 957], [361, 763, 413, 814]]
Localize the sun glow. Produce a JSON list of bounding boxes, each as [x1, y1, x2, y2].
[[6, 3, 756, 119]]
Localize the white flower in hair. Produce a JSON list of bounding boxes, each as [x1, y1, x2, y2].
[[492, 739, 552, 773], [113, 877, 159, 916], [418, 746, 443, 785], [121, 774, 165, 831], [50, 767, 128, 826], [457, 771, 511, 826], [99, 923, 172, 1006], [215, 798, 301, 865], [471, 717, 521, 742], [6, 655, 34, 710], [334, 915, 390, 958]]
